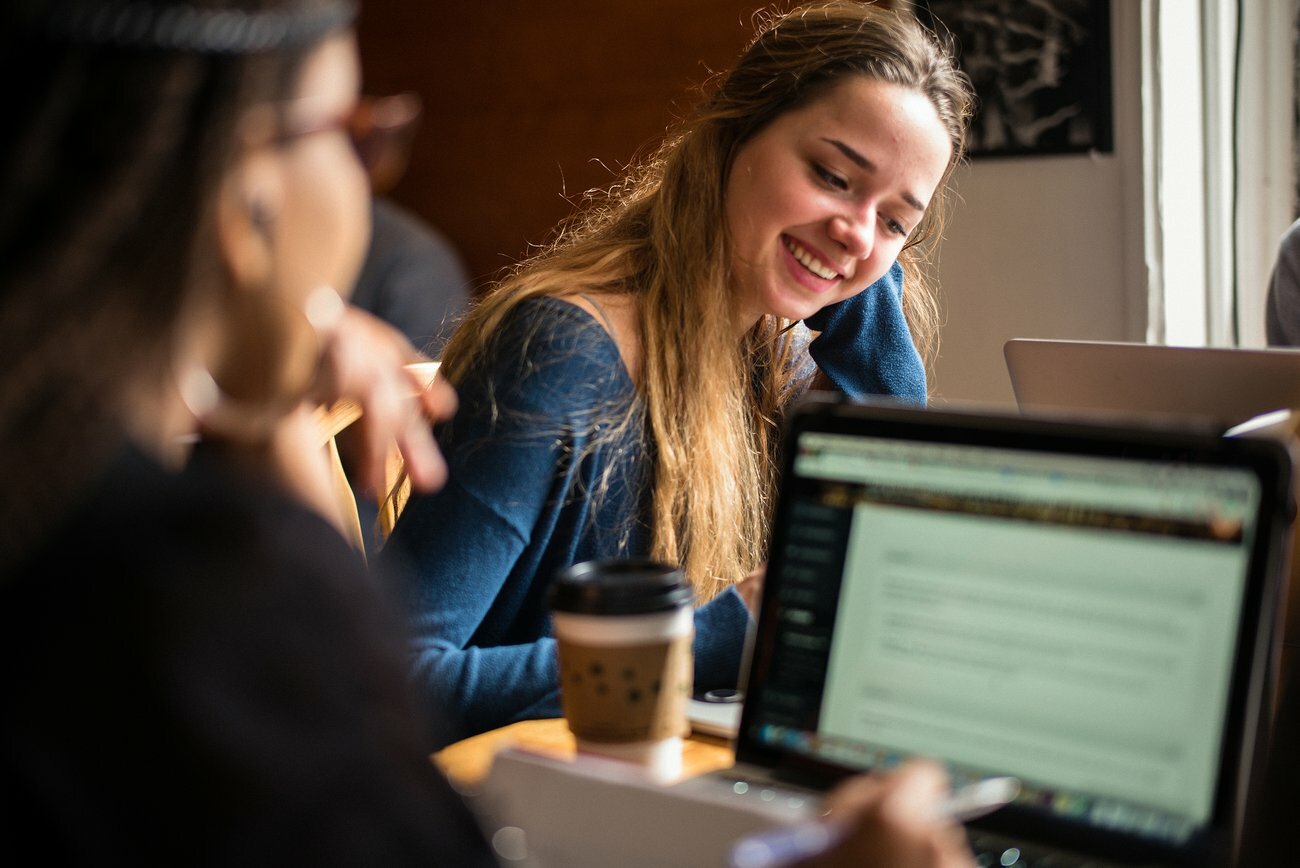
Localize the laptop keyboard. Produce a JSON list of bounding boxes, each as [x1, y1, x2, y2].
[[968, 830, 1124, 868], [673, 769, 821, 820]]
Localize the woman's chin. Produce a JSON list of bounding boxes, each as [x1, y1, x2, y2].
[[780, 299, 831, 324], [742, 284, 839, 325]]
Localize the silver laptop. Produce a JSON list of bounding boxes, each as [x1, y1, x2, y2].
[[473, 398, 1292, 867], [1004, 338, 1300, 427]]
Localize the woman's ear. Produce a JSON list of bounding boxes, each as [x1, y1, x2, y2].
[[216, 149, 285, 291]]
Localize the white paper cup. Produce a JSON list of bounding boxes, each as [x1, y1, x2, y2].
[[550, 560, 694, 782]]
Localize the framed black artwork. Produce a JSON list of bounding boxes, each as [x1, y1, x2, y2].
[[916, 0, 1113, 158]]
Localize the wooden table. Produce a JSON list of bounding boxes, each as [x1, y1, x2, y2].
[[433, 718, 736, 786]]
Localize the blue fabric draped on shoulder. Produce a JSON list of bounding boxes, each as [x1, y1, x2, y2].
[[801, 261, 927, 402]]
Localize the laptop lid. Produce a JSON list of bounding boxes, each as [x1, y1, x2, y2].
[[1003, 338, 1300, 427], [733, 397, 1291, 866]]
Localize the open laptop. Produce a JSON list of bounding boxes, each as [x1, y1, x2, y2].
[[473, 398, 1292, 867], [1004, 338, 1300, 427]]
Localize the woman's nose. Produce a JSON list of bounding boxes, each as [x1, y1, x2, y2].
[[827, 207, 873, 260]]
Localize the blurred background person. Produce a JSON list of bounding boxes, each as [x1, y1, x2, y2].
[[352, 92, 473, 358], [356, 196, 471, 355], [1265, 217, 1300, 346], [332, 93, 474, 553]]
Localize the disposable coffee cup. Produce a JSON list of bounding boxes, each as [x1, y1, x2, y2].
[[549, 559, 694, 781]]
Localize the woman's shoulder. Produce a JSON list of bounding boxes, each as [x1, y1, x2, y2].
[[469, 294, 635, 397], [3, 442, 379, 713], [504, 295, 620, 352], [9, 444, 394, 719], [1, 446, 487, 864], [24, 444, 366, 602]]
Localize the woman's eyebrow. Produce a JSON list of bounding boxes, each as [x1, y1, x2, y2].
[[821, 137, 927, 213]]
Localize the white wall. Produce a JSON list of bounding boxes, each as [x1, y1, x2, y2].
[[929, 1, 1145, 406], [930, 155, 1140, 404]]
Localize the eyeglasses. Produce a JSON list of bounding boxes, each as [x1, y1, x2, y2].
[[277, 92, 423, 191]]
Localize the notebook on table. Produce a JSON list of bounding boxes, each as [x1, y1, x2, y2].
[[688, 688, 744, 738], [1003, 338, 1300, 427], [473, 397, 1293, 867]]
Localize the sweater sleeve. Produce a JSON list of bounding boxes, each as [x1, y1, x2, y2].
[[801, 261, 927, 402], [382, 300, 641, 746], [692, 586, 751, 690], [387, 474, 567, 745]]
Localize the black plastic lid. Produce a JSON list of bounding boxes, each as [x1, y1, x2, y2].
[[548, 559, 692, 616]]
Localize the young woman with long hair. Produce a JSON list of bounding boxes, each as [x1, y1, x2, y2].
[[384, 0, 974, 746]]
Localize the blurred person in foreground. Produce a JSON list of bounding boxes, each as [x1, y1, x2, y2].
[[0, 0, 480, 861]]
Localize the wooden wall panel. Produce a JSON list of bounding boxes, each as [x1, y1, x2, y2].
[[357, 1, 764, 289]]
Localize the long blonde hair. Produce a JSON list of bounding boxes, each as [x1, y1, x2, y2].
[[439, 1, 972, 599]]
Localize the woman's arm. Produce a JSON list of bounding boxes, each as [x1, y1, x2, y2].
[[200, 305, 455, 538], [391, 476, 753, 747], [384, 466, 574, 745], [801, 262, 927, 402], [312, 305, 457, 496], [381, 299, 643, 746]]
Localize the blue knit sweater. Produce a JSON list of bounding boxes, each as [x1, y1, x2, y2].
[[383, 263, 924, 747]]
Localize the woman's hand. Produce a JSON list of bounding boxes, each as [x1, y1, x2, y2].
[[800, 262, 927, 403], [800, 761, 975, 868], [313, 306, 457, 497]]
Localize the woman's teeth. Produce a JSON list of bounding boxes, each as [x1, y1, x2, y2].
[[784, 238, 838, 280]]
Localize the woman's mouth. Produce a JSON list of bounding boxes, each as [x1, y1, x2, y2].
[[783, 236, 840, 281]]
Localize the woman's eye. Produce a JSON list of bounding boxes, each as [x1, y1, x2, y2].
[[814, 165, 848, 191], [883, 216, 908, 237]]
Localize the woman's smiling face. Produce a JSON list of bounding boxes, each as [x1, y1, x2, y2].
[[724, 75, 952, 328]]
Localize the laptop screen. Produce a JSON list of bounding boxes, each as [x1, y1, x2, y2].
[[738, 402, 1288, 863]]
